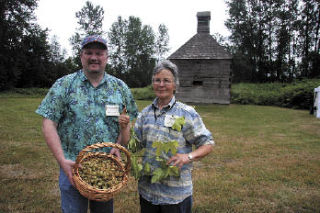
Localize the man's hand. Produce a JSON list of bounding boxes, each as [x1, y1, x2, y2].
[[110, 148, 121, 159], [60, 159, 76, 186], [119, 107, 130, 129]]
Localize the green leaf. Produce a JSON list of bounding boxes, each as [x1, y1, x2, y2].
[[128, 127, 143, 153], [166, 140, 179, 155], [131, 156, 143, 180], [143, 162, 151, 175], [152, 141, 163, 156], [168, 165, 180, 177], [171, 116, 185, 132], [151, 168, 166, 183]]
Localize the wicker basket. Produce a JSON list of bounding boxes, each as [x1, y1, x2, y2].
[[72, 142, 131, 201]]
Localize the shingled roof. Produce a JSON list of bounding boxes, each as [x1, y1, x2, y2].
[[168, 11, 232, 60], [168, 33, 232, 60]]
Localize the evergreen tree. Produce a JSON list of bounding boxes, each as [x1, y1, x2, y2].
[[108, 16, 156, 87], [69, 1, 105, 67], [0, 0, 54, 89], [155, 24, 170, 62]]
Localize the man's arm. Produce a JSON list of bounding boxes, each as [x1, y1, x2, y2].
[[42, 118, 75, 186]]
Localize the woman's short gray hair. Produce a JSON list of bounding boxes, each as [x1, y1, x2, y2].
[[152, 60, 179, 86]]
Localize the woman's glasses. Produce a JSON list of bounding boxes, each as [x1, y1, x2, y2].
[[152, 78, 173, 85]]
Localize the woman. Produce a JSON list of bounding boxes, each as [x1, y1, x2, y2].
[[126, 60, 214, 213]]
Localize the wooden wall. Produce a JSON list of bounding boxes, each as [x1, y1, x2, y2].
[[171, 59, 232, 104]]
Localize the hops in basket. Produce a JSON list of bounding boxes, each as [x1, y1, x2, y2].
[[78, 156, 123, 190], [73, 142, 131, 201]]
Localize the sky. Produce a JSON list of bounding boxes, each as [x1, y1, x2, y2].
[[35, 0, 230, 57]]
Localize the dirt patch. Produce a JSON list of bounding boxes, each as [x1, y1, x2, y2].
[[0, 163, 44, 179]]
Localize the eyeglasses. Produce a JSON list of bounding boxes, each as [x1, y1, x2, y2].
[[152, 78, 173, 85]]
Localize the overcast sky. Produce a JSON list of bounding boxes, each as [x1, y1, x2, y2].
[[35, 0, 230, 57]]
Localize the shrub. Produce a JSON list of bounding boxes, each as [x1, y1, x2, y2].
[[131, 85, 155, 100], [231, 79, 320, 109]]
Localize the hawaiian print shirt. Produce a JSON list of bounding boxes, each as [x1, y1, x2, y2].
[[36, 70, 138, 161], [134, 96, 214, 205]]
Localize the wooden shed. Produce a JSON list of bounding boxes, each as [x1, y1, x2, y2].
[[168, 11, 232, 104]]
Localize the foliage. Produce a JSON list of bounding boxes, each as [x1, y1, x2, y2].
[[128, 116, 185, 183], [0, 88, 48, 98], [0, 0, 45, 89], [130, 85, 155, 100], [226, 0, 320, 82], [2, 0, 320, 91], [129, 139, 180, 183], [155, 24, 170, 61], [0, 0, 75, 90], [69, 1, 105, 67], [171, 116, 185, 132], [231, 78, 320, 109], [108, 16, 156, 88]]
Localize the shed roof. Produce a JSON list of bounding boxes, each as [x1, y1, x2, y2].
[[168, 33, 232, 60]]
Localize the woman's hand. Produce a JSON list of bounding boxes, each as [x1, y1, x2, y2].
[[167, 153, 190, 168], [167, 145, 213, 168]]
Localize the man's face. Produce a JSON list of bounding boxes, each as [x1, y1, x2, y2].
[[80, 46, 108, 74]]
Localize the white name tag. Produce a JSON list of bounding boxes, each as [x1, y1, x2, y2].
[[164, 115, 176, 127], [105, 105, 120, 116]]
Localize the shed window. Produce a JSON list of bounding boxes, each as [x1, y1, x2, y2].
[[193, 81, 203, 86]]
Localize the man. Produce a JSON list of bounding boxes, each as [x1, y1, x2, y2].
[[36, 35, 138, 213]]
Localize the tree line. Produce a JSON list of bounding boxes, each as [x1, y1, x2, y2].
[[0, 0, 319, 91], [0, 0, 169, 90], [226, 0, 320, 82]]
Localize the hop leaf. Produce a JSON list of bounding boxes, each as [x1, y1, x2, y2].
[[151, 168, 166, 183], [152, 141, 163, 156], [168, 165, 180, 177], [128, 127, 143, 153], [131, 156, 143, 180], [171, 116, 185, 132], [143, 162, 151, 175]]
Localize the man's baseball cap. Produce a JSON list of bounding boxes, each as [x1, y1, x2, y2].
[[81, 35, 107, 49]]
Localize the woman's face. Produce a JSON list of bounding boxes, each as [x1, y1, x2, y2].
[[152, 69, 176, 101]]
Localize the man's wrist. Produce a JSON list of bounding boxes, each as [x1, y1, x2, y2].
[[188, 153, 193, 161]]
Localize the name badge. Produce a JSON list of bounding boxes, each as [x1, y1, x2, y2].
[[164, 115, 176, 127], [105, 105, 120, 116]]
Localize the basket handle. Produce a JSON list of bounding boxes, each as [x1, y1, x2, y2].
[[75, 142, 131, 174]]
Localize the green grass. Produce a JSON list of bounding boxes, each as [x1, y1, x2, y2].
[[0, 97, 319, 212]]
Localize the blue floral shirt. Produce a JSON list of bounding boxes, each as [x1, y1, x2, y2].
[[36, 70, 138, 161], [134, 96, 214, 205]]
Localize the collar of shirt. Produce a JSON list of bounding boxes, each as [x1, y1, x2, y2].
[[152, 96, 176, 111], [79, 70, 108, 86]]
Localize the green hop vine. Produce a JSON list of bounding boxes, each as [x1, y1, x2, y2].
[[128, 116, 185, 183]]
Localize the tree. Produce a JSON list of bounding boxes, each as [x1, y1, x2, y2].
[[49, 35, 67, 63], [69, 1, 105, 67], [155, 24, 170, 62], [226, 0, 255, 82], [107, 16, 128, 79], [225, 0, 319, 82], [108, 16, 156, 87], [299, 0, 320, 78], [0, 0, 56, 89]]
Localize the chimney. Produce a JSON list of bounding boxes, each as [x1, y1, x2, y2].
[[197, 11, 211, 34]]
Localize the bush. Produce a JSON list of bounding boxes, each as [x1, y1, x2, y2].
[[0, 88, 49, 98], [231, 79, 320, 109], [2, 79, 319, 110], [131, 85, 155, 100]]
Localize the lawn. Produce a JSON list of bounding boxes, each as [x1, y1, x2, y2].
[[0, 98, 319, 212]]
